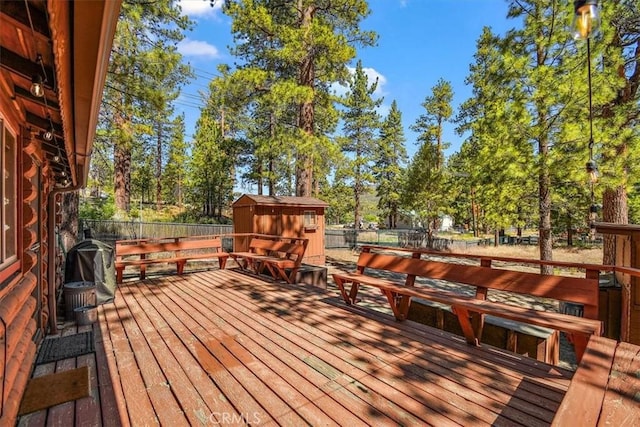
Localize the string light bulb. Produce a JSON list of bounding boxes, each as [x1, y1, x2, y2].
[[586, 159, 599, 183], [42, 128, 54, 141], [30, 74, 45, 97], [572, 0, 600, 40]]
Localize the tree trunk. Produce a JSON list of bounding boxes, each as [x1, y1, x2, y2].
[[602, 185, 628, 265], [114, 142, 131, 213], [156, 120, 163, 210], [60, 192, 79, 252], [567, 213, 574, 247], [257, 161, 263, 196], [295, 3, 315, 198], [538, 140, 553, 275]]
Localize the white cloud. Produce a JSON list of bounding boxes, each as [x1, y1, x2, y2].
[[331, 66, 388, 98], [177, 38, 220, 58], [178, 0, 222, 18], [359, 67, 387, 97]]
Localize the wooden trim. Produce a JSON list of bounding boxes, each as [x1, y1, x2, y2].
[[552, 336, 617, 426], [0, 261, 19, 286]]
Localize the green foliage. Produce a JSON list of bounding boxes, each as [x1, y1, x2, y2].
[[404, 79, 454, 233], [222, 0, 376, 196], [96, 0, 193, 213], [340, 60, 382, 228], [162, 114, 189, 205], [187, 110, 237, 219], [79, 195, 116, 220], [374, 100, 407, 228]]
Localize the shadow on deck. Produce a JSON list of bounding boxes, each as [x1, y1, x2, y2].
[[17, 268, 635, 426]]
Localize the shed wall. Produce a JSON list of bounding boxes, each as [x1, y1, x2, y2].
[[231, 198, 326, 265]]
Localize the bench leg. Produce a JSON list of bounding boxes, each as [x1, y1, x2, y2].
[[219, 256, 228, 270], [140, 264, 146, 280], [230, 255, 247, 270], [382, 291, 409, 321], [334, 277, 353, 305], [452, 306, 480, 346], [572, 334, 589, 364], [348, 283, 360, 303], [177, 261, 186, 275], [116, 267, 124, 284], [286, 267, 299, 284]]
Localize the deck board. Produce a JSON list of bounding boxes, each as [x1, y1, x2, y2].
[[599, 341, 640, 426], [179, 273, 492, 426], [20, 268, 592, 426], [185, 271, 563, 426]]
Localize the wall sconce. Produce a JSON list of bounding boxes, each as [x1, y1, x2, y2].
[[31, 74, 45, 98]]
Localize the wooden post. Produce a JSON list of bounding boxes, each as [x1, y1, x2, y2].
[[595, 223, 640, 344]]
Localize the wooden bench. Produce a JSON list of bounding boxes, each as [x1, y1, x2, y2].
[[230, 235, 308, 284], [332, 246, 603, 363], [115, 235, 229, 283]]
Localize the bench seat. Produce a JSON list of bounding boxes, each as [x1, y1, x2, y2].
[[115, 236, 229, 283], [332, 247, 603, 364], [230, 236, 308, 284], [333, 271, 602, 338]]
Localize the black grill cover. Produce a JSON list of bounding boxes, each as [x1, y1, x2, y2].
[[65, 239, 116, 304]]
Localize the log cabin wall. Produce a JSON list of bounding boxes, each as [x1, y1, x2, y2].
[[1, 1, 121, 422], [0, 111, 46, 425]]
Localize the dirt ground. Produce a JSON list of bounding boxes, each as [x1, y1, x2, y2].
[[325, 245, 604, 266]]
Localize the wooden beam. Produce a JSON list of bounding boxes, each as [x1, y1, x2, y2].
[[595, 222, 640, 236], [0, 1, 50, 37], [0, 46, 55, 87], [26, 111, 62, 133], [14, 85, 60, 110]]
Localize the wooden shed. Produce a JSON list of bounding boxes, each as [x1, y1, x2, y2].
[[232, 194, 328, 265]]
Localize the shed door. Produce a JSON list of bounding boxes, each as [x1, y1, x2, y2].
[[261, 207, 282, 235]]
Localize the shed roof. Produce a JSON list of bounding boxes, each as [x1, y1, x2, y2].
[[233, 194, 329, 207]]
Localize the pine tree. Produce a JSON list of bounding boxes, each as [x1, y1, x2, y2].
[[593, 0, 640, 263], [162, 115, 188, 206], [456, 27, 537, 240], [374, 100, 407, 228], [498, 0, 577, 272], [340, 60, 382, 230], [222, 0, 376, 197], [405, 79, 454, 245], [188, 113, 235, 219], [100, 0, 192, 215]]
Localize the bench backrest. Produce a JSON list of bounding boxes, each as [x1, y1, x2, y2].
[[357, 251, 599, 319], [116, 237, 224, 257], [249, 237, 307, 260]]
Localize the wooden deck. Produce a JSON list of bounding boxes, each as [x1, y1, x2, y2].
[[19, 269, 581, 426]]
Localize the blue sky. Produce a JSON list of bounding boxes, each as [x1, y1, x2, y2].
[[174, 0, 516, 158]]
